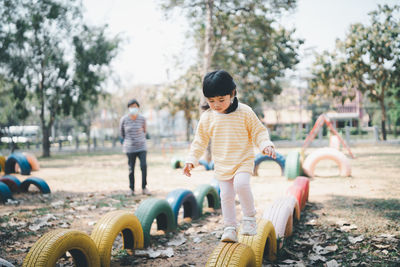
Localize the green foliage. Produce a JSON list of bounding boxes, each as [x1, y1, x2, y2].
[[160, 0, 302, 116], [0, 0, 119, 156], [309, 4, 400, 140]]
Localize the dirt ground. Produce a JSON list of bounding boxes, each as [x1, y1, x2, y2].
[[0, 144, 399, 266]]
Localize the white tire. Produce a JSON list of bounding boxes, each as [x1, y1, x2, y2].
[[303, 147, 351, 177]]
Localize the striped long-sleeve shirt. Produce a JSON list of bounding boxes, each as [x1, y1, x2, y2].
[[187, 103, 274, 181], [119, 114, 147, 153]]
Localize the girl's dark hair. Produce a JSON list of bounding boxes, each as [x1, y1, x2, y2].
[[201, 70, 238, 113]]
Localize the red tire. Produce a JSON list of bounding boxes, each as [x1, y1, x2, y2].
[[286, 184, 305, 211]]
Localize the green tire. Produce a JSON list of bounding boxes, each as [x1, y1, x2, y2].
[[284, 151, 301, 180], [193, 184, 220, 216], [135, 198, 176, 247]]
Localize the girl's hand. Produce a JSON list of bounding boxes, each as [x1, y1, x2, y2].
[[183, 163, 194, 177], [263, 146, 276, 159]]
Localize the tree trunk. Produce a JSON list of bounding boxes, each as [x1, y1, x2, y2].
[[203, 0, 214, 75], [379, 98, 387, 141], [203, 0, 214, 163], [42, 125, 51, 157]]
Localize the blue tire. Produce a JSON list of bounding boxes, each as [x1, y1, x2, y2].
[[20, 177, 51, 194], [193, 184, 220, 216], [0, 181, 13, 203], [199, 159, 214, 171], [166, 189, 199, 223], [0, 175, 21, 192], [5, 152, 31, 175], [253, 152, 286, 176]]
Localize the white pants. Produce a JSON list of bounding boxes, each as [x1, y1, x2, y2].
[[219, 172, 256, 227]]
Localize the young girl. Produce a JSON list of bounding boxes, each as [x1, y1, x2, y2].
[[183, 70, 276, 242]]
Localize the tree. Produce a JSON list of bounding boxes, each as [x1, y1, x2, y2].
[[161, 0, 302, 114], [155, 67, 202, 141], [0, 0, 119, 156], [309, 4, 400, 140]]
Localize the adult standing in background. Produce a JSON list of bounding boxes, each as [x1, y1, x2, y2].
[[120, 99, 151, 195]]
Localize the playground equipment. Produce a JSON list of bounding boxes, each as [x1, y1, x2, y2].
[[284, 151, 302, 179], [23, 229, 100, 267], [302, 114, 355, 159], [135, 198, 176, 247], [253, 152, 286, 176], [0, 175, 21, 192], [166, 189, 199, 223], [90, 211, 144, 267], [0, 181, 13, 203], [23, 152, 40, 171], [23, 171, 311, 266], [263, 195, 300, 242], [20, 177, 51, 194], [0, 156, 5, 173], [206, 242, 256, 267], [302, 147, 351, 177], [193, 184, 220, 215], [238, 219, 277, 266], [5, 152, 31, 175]]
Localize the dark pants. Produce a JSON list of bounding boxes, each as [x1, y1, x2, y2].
[[127, 151, 147, 191]]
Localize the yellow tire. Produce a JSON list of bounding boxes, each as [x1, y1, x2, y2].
[[0, 156, 5, 173], [90, 210, 144, 267], [206, 242, 256, 267], [238, 219, 277, 266], [23, 229, 100, 267]]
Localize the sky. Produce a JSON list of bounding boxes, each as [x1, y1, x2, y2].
[[82, 0, 398, 88]]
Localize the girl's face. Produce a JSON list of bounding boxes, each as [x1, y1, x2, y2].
[[206, 94, 233, 113]]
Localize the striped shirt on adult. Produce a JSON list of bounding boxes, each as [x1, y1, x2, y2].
[[119, 114, 147, 153]]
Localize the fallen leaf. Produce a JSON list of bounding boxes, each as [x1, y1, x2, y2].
[[167, 234, 186, 246], [313, 244, 338, 255], [325, 259, 340, 267], [135, 247, 174, 258], [308, 253, 327, 262], [348, 235, 364, 244]]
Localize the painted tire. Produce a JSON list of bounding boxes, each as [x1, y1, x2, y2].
[[135, 198, 176, 247], [193, 184, 220, 216], [0, 175, 21, 192], [90, 210, 144, 267], [286, 184, 306, 211], [210, 178, 221, 196], [302, 147, 351, 177], [170, 158, 184, 169], [5, 152, 31, 175], [23, 152, 40, 171], [166, 189, 199, 223], [253, 153, 285, 176], [0, 156, 6, 173], [284, 151, 301, 180], [329, 135, 341, 150], [206, 242, 256, 267], [238, 219, 277, 265], [0, 257, 15, 267], [293, 176, 310, 201], [0, 181, 13, 203], [263, 196, 299, 240], [199, 159, 214, 171], [20, 177, 51, 194], [23, 229, 100, 267]]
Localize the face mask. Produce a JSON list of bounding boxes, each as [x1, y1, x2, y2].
[[129, 107, 139, 115]]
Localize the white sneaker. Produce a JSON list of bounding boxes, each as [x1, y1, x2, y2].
[[221, 226, 238, 242], [241, 216, 257, 235], [142, 188, 152, 195]]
